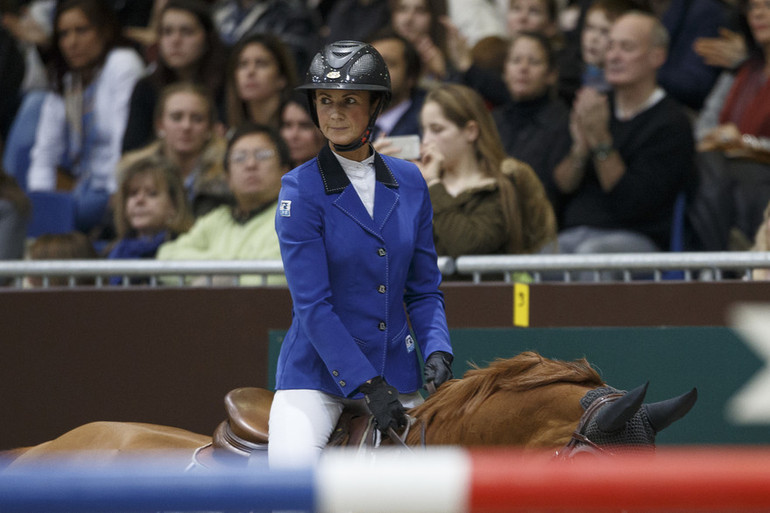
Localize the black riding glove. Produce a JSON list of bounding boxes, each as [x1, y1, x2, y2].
[[424, 351, 454, 391], [359, 376, 407, 433]]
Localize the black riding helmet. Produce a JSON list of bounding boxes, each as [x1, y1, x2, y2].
[[297, 40, 391, 152]]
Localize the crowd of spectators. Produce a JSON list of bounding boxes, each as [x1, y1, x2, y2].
[[1, 0, 769, 284]]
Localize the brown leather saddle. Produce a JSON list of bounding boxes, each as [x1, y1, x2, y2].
[[192, 387, 378, 468]]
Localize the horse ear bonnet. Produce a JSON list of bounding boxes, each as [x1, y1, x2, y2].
[[579, 386, 657, 453]]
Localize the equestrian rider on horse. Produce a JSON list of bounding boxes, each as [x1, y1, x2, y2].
[[269, 40, 454, 468]]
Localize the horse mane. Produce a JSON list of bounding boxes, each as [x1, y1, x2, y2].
[[410, 351, 604, 422]]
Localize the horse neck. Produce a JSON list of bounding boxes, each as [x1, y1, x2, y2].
[[404, 383, 593, 449]]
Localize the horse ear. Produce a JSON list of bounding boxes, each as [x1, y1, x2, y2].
[[644, 387, 698, 433], [596, 382, 649, 433]]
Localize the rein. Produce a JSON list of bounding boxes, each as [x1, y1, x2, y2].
[[384, 413, 428, 452], [554, 392, 623, 460]]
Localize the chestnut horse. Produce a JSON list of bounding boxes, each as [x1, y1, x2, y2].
[[0, 352, 696, 470]]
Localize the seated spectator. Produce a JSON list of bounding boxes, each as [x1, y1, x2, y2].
[[25, 0, 145, 233], [418, 83, 557, 262], [576, 0, 637, 93], [689, 0, 770, 251], [119, 82, 232, 220], [559, 0, 737, 112], [750, 201, 770, 280], [122, 0, 228, 153], [654, 0, 736, 114], [0, 171, 30, 285], [388, 0, 451, 87], [696, 0, 770, 150], [552, 11, 695, 277], [369, 30, 426, 155], [279, 92, 325, 169], [156, 123, 290, 285], [1, 0, 56, 190], [211, 0, 321, 77], [106, 156, 193, 285], [25, 231, 98, 287], [447, 0, 565, 108], [493, 31, 571, 212], [224, 32, 298, 133], [507, 0, 560, 42]]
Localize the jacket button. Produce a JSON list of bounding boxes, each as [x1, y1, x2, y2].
[[378, 284, 386, 293], [332, 370, 339, 377], [339, 380, 346, 387], [378, 321, 386, 331], [377, 248, 386, 256]]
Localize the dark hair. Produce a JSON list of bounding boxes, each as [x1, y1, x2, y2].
[[284, 91, 313, 117], [50, 0, 127, 92], [368, 28, 422, 93], [225, 122, 292, 172], [151, 0, 227, 97], [225, 33, 298, 129], [510, 30, 557, 71]]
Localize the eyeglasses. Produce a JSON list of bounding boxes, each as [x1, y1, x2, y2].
[[229, 149, 276, 165]]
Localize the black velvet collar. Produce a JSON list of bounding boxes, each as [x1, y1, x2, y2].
[[316, 144, 399, 195]]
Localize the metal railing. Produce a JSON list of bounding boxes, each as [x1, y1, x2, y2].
[[455, 251, 770, 283], [0, 257, 456, 288], [1, 253, 769, 288]]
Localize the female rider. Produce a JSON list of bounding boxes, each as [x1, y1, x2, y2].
[[270, 40, 454, 468]]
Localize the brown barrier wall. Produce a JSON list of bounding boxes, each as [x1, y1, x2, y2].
[[1, 281, 769, 450]]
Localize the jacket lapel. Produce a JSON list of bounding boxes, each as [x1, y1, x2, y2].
[[372, 154, 399, 230], [318, 145, 400, 236]]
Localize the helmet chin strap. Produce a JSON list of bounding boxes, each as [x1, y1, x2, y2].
[[331, 96, 385, 153]]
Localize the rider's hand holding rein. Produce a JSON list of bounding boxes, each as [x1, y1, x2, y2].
[[359, 376, 408, 433], [424, 351, 454, 391]]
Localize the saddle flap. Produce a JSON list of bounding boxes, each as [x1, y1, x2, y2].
[[224, 387, 274, 444]]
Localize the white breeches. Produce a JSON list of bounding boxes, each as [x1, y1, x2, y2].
[[268, 388, 423, 469]]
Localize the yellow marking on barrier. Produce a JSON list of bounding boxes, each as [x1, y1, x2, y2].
[[513, 283, 529, 327]]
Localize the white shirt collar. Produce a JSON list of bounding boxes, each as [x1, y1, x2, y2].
[[332, 151, 376, 218], [615, 87, 666, 121]]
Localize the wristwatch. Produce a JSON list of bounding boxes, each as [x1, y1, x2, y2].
[[591, 142, 614, 162]]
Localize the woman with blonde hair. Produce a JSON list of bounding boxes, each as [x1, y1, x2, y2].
[[419, 82, 556, 259], [107, 157, 193, 285], [119, 81, 231, 218], [112, 157, 193, 243]]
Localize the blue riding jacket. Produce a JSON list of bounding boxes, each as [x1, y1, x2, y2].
[[274, 144, 452, 398]]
